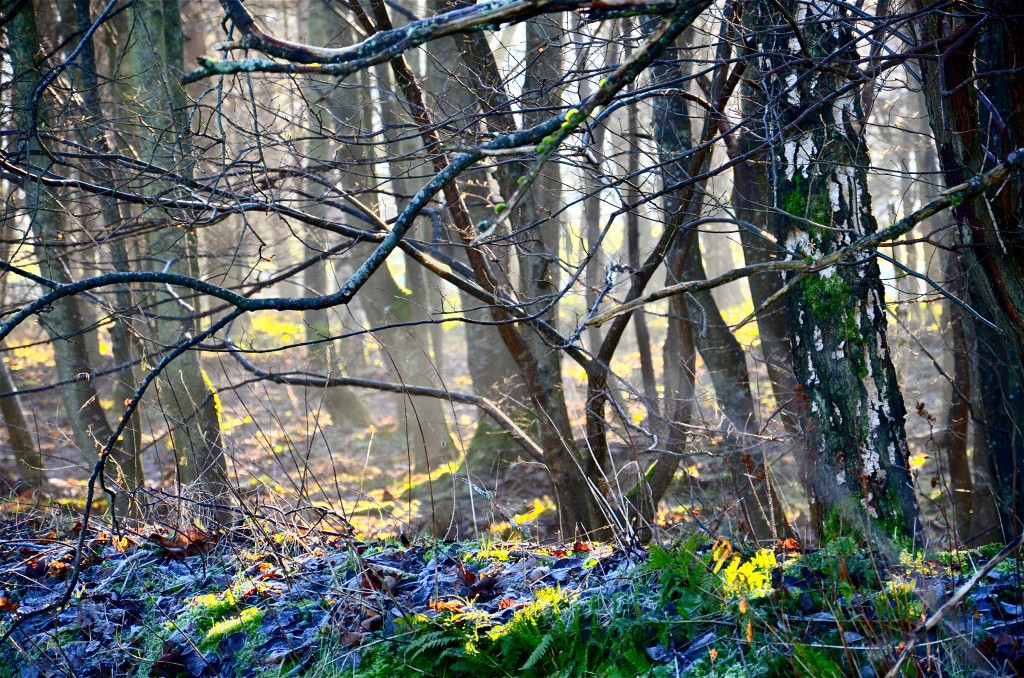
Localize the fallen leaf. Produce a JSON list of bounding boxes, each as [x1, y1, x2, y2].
[[778, 538, 801, 552], [338, 631, 365, 647]]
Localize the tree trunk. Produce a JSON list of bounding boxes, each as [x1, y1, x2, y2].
[[730, 146, 802, 436], [423, 4, 527, 478], [623, 91, 658, 407], [913, 0, 1024, 540], [451, 12, 605, 535], [650, 29, 790, 543], [70, 0, 146, 502], [746, 1, 919, 542], [0, 354, 42, 488], [303, 1, 373, 433], [7, 0, 139, 511], [944, 252, 974, 541], [371, 60, 455, 474], [121, 0, 230, 520]]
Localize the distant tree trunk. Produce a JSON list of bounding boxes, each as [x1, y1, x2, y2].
[[913, 0, 1024, 540], [372, 63, 455, 474], [364, 3, 604, 536], [747, 1, 919, 541], [426, 2, 526, 477], [303, 1, 373, 432], [0, 225, 43, 489], [121, 0, 230, 520], [0, 354, 42, 488], [7, 0, 139, 510], [457, 16, 604, 536], [650, 29, 789, 542], [623, 94, 658, 406], [438, 8, 606, 534], [944, 253, 974, 541], [509, 17, 607, 536], [69, 0, 146, 500]]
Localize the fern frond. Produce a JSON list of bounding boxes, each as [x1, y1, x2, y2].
[[522, 632, 555, 671]]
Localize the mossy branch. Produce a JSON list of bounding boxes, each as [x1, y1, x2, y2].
[[185, 0, 683, 83]]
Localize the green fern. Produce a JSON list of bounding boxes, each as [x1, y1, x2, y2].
[[521, 632, 556, 671]]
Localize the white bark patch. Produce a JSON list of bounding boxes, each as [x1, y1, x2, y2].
[[862, 440, 881, 479], [833, 91, 856, 131], [784, 141, 797, 182], [806, 354, 819, 385], [814, 326, 824, 351], [862, 494, 878, 518], [785, 230, 810, 259], [786, 74, 800, 105], [797, 134, 816, 178], [832, 340, 845, 360], [836, 471, 846, 486], [846, 166, 863, 236], [888, 442, 897, 465], [830, 179, 842, 214]]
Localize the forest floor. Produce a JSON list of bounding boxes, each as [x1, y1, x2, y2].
[[0, 304, 997, 676], [2, 509, 1024, 677]]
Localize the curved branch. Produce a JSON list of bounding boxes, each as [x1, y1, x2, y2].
[[185, 0, 681, 82]]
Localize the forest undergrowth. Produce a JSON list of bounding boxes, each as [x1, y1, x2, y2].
[[2, 501, 1024, 677]]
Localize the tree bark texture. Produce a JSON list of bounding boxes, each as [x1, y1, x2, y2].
[[747, 0, 919, 541]]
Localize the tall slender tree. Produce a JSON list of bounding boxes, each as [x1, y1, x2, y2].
[[120, 0, 230, 518], [6, 0, 138, 509], [913, 0, 1024, 539]]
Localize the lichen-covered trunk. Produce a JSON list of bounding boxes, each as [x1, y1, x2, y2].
[[121, 0, 230, 519], [748, 1, 919, 542]]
